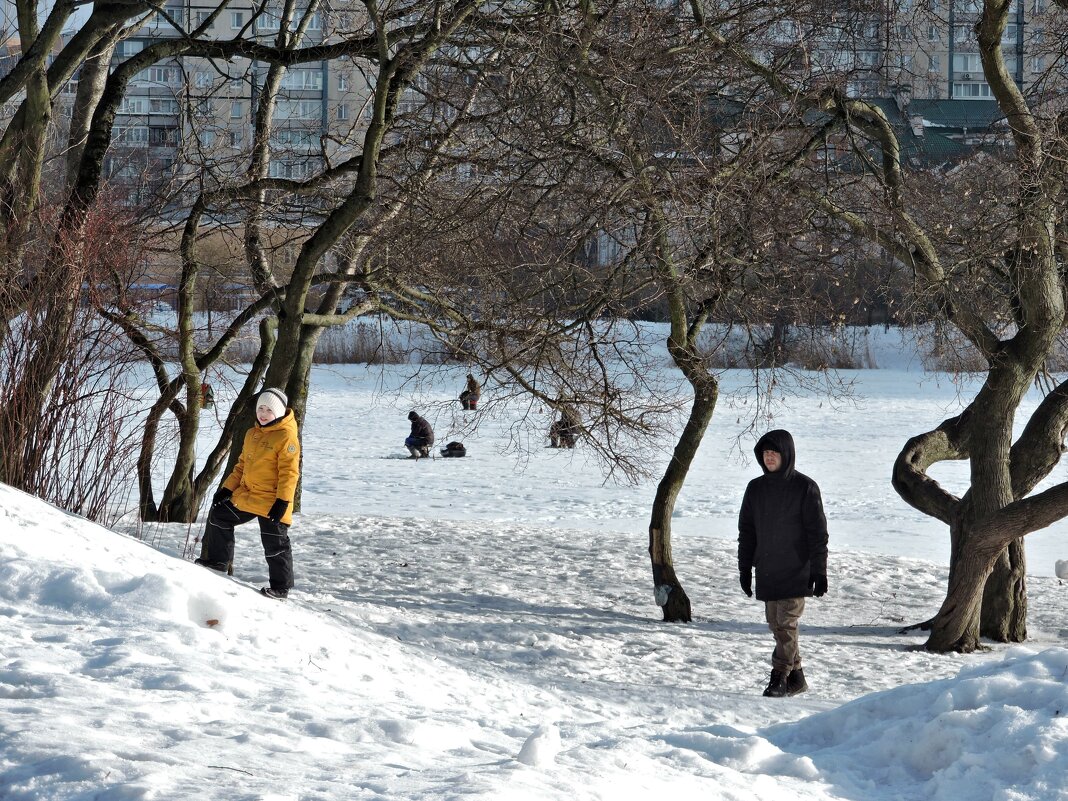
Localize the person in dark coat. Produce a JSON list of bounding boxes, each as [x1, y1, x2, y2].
[[405, 411, 435, 458], [459, 373, 481, 410], [738, 429, 828, 698], [549, 407, 579, 448]]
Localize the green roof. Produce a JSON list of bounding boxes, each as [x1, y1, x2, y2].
[[906, 99, 1005, 131]]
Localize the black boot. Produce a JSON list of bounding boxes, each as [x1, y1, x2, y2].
[[762, 669, 789, 698], [786, 668, 808, 696], [260, 587, 288, 599]]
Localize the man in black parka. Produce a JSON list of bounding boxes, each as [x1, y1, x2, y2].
[[738, 429, 828, 698]]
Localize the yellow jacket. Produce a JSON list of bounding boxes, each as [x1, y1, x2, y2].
[[223, 409, 301, 524]]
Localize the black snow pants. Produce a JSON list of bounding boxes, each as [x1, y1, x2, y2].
[[201, 500, 294, 590]]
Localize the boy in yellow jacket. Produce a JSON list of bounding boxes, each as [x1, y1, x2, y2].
[[196, 387, 301, 599]]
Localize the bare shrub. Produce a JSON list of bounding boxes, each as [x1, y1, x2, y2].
[[921, 326, 987, 373], [698, 325, 874, 370], [314, 320, 408, 364], [0, 308, 144, 526], [790, 331, 874, 370]]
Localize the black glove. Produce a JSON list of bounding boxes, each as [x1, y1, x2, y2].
[[810, 574, 828, 598], [267, 498, 289, 524], [212, 487, 232, 507], [740, 571, 753, 598]]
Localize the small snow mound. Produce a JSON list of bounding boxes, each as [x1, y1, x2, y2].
[[1055, 560, 1068, 580], [516, 724, 561, 767]]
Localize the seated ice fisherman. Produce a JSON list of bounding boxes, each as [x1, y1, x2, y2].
[[549, 408, 579, 448], [459, 373, 481, 410], [405, 410, 435, 458]]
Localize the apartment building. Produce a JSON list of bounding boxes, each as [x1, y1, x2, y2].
[[104, 2, 370, 199], [881, 0, 1052, 100], [761, 0, 1054, 101]]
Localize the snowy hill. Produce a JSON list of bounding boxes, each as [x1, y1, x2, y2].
[[3, 483, 1068, 800]]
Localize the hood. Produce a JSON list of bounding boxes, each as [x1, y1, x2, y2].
[[754, 429, 796, 478], [260, 408, 297, 433]]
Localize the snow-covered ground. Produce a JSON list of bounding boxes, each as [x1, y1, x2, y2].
[[4, 484, 1068, 800], [5, 337, 1068, 799]]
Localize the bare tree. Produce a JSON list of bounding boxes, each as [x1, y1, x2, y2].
[[686, 0, 1068, 651]]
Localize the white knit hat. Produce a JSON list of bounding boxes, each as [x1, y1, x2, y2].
[[257, 388, 288, 420]]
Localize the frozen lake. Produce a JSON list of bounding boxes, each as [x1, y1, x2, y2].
[[189, 363, 1067, 579]]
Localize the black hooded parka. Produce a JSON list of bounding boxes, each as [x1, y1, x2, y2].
[[738, 429, 828, 602]]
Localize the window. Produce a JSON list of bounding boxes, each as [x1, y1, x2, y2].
[[120, 97, 146, 114], [952, 53, 982, 73], [113, 163, 140, 180], [229, 130, 243, 147], [1003, 24, 1018, 44], [270, 160, 308, 179], [231, 100, 243, 119], [927, 25, 939, 42], [953, 82, 993, 98], [199, 129, 216, 146], [337, 103, 348, 120], [194, 71, 212, 88], [260, 10, 282, 31], [953, 25, 972, 44], [274, 129, 314, 147], [857, 50, 880, 68], [1032, 0, 1046, 12], [231, 11, 244, 28], [195, 10, 212, 26], [114, 126, 149, 144], [149, 126, 178, 145], [149, 98, 179, 114], [150, 66, 178, 85], [118, 40, 143, 58], [928, 54, 941, 72], [275, 99, 321, 119], [337, 72, 348, 91], [281, 69, 323, 91], [1032, 54, 1046, 71]]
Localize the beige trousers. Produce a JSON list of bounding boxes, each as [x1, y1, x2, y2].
[[765, 597, 806, 673]]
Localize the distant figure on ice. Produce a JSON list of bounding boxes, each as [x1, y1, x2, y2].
[[405, 410, 435, 459], [738, 429, 828, 698], [549, 407, 579, 449], [196, 387, 300, 599], [459, 373, 481, 410]]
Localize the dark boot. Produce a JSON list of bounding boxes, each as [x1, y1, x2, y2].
[[260, 587, 288, 599], [786, 668, 808, 696], [762, 669, 789, 698]]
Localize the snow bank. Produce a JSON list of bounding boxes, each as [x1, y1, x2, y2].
[[4, 481, 1068, 800], [761, 647, 1068, 800]]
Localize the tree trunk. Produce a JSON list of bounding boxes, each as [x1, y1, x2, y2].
[[648, 375, 718, 623], [925, 541, 991, 653], [980, 538, 1027, 642]]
